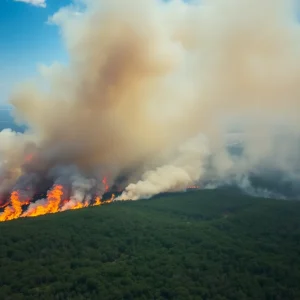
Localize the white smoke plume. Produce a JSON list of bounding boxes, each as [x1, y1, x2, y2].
[[118, 134, 209, 200], [60, 175, 96, 211], [1, 0, 300, 206], [0, 129, 37, 196]]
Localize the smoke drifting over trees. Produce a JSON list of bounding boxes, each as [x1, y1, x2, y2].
[[1, 0, 300, 214]]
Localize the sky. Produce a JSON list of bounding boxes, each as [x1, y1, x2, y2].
[[0, 0, 71, 105]]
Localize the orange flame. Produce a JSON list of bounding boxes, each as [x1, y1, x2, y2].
[[69, 202, 84, 210], [22, 185, 63, 218], [64, 199, 89, 211], [93, 196, 102, 206], [0, 181, 116, 222], [105, 194, 115, 204], [0, 191, 23, 222]]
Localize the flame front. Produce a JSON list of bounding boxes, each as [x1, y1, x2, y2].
[[93, 196, 102, 206], [0, 191, 23, 222], [22, 185, 64, 218], [68, 201, 89, 211], [0, 177, 116, 222], [106, 194, 115, 204]]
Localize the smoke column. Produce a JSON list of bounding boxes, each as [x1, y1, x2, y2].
[[118, 134, 210, 200], [0, 0, 300, 211]]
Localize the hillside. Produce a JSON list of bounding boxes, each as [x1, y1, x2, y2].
[[0, 190, 300, 300]]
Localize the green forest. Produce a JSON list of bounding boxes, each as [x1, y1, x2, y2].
[[0, 189, 300, 300]]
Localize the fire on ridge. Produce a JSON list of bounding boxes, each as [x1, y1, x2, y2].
[[0, 174, 200, 222], [0, 179, 116, 222]]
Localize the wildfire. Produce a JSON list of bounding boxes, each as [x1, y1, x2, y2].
[[68, 200, 89, 210], [22, 184, 64, 217], [93, 194, 114, 206], [93, 196, 102, 206], [68, 202, 84, 210], [0, 177, 116, 222], [0, 191, 23, 222], [106, 194, 115, 204]]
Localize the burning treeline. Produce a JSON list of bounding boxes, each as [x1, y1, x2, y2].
[[0, 180, 115, 222], [2, 0, 300, 221]]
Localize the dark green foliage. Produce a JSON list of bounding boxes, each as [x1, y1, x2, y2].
[[0, 189, 300, 299]]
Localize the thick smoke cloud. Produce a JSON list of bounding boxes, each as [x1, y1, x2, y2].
[[1, 0, 300, 204], [118, 134, 209, 200]]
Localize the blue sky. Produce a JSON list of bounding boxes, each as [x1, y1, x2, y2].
[[0, 0, 71, 105]]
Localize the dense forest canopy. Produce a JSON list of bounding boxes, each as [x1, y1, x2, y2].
[[0, 189, 300, 300]]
